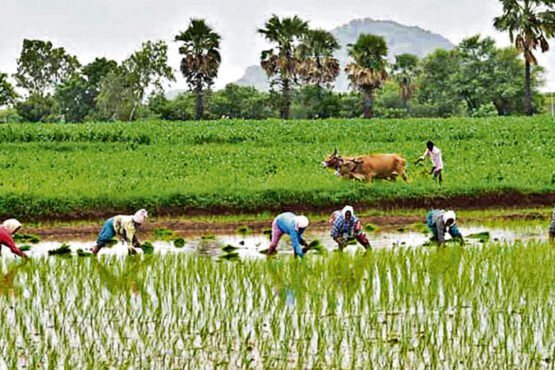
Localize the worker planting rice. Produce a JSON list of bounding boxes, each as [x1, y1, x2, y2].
[[266, 212, 311, 258], [0, 219, 28, 258], [329, 206, 371, 251], [92, 209, 149, 255], [426, 209, 464, 246]]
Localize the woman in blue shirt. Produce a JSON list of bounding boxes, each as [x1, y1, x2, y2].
[[267, 212, 310, 258]]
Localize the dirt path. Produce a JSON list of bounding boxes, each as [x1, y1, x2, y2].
[[14, 191, 555, 222]]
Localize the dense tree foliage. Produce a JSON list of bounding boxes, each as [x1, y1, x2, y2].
[[391, 53, 419, 109], [176, 19, 221, 120], [345, 34, 389, 118], [54, 58, 118, 122], [96, 41, 174, 121], [0, 72, 17, 108], [494, 0, 555, 115], [258, 15, 310, 119], [14, 39, 80, 97], [2, 17, 550, 122]]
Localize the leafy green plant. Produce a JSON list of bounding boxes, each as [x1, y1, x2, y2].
[[14, 233, 41, 244], [0, 117, 551, 219], [48, 243, 71, 255], [141, 241, 154, 254], [173, 238, 186, 248], [153, 228, 175, 238]]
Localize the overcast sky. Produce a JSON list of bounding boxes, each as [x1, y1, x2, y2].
[[1, 0, 554, 91]]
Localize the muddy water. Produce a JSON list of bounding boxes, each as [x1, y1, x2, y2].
[[6, 223, 549, 260]]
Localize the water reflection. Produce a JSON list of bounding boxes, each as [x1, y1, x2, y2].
[[94, 258, 151, 300], [1, 224, 549, 260], [0, 260, 28, 298]]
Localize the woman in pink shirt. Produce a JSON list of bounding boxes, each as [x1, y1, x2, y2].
[[415, 141, 443, 184]]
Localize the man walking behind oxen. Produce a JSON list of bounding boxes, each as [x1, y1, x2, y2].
[[415, 141, 444, 184]]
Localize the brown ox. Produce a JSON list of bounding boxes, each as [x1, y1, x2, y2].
[[322, 149, 408, 183]]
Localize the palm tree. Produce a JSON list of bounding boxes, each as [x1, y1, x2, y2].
[[175, 19, 221, 120], [345, 34, 389, 119], [494, 0, 555, 115], [258, 15, 309, 119], [391, 53, 419, 109], [297, 29, 340, 88]]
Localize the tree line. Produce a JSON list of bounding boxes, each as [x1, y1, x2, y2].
[[0, 0, 553, 122]]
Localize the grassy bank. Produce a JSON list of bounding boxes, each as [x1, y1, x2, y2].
[[2, 242, 555, 367], [0, 116, 553, 219]]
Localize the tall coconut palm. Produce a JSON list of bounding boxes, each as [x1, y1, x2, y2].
[[297, 29, 340, 88], [345, 34, 389, 119], [258, 15, 309, 119], [494, 0, 555, 115], [392, 53, 419, 109], [175, 19, 221, 120]]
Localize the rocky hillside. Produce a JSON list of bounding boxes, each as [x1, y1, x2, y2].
[[235, 18, 455, 91]]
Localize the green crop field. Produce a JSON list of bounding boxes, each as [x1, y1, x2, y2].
[[0, 116, 553, 219], [2, 242, 555, 368]]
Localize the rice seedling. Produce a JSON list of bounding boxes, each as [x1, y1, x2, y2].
[[222, 244, 238, 253], [153, 228, 175, 239], [220, 252, 240, 261], [364, 223, 379, 232], [14, 233, 41, 244], [140, 241, 154, 254], [48, 243, 71, 255], [466, 231, 491, 242], [173, 238, 186, 248], [2, 231, 555, 367], [236, 226, 251, 236], [77, 249, 92, 257]]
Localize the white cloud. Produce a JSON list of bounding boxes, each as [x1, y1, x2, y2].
[[1, 0, 553, 91]]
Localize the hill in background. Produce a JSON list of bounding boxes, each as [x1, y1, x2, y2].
[[235, 18, 454, 91]]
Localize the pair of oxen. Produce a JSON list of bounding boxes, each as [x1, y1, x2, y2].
[[322, 149, 409, 183]]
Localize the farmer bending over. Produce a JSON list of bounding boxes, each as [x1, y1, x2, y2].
[[0, 219, 28, 258], [330, 206, 371, 251], [549, 208, 555, 242], [93, 209, 148, 255], [267, 212, 310, 258], [426, 209, 463, 246], [415, 141, 443, 184]]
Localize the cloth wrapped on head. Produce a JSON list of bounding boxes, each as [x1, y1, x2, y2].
[[2, 219, 22, 234], [295, 216, 309, 230], [341, 205, 354, 218], [132, 209, 148, 225], [443, 210, 456, 224]]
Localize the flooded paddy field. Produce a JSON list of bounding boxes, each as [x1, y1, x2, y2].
[[1, 220, 554, 368], [10, 220, 551, 259]]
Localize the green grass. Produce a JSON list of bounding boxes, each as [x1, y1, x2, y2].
[[0, 116, 553, 219], [2, 241, 555, 367]]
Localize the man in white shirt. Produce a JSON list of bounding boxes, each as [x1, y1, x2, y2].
[[415, 141, 443, 184]]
